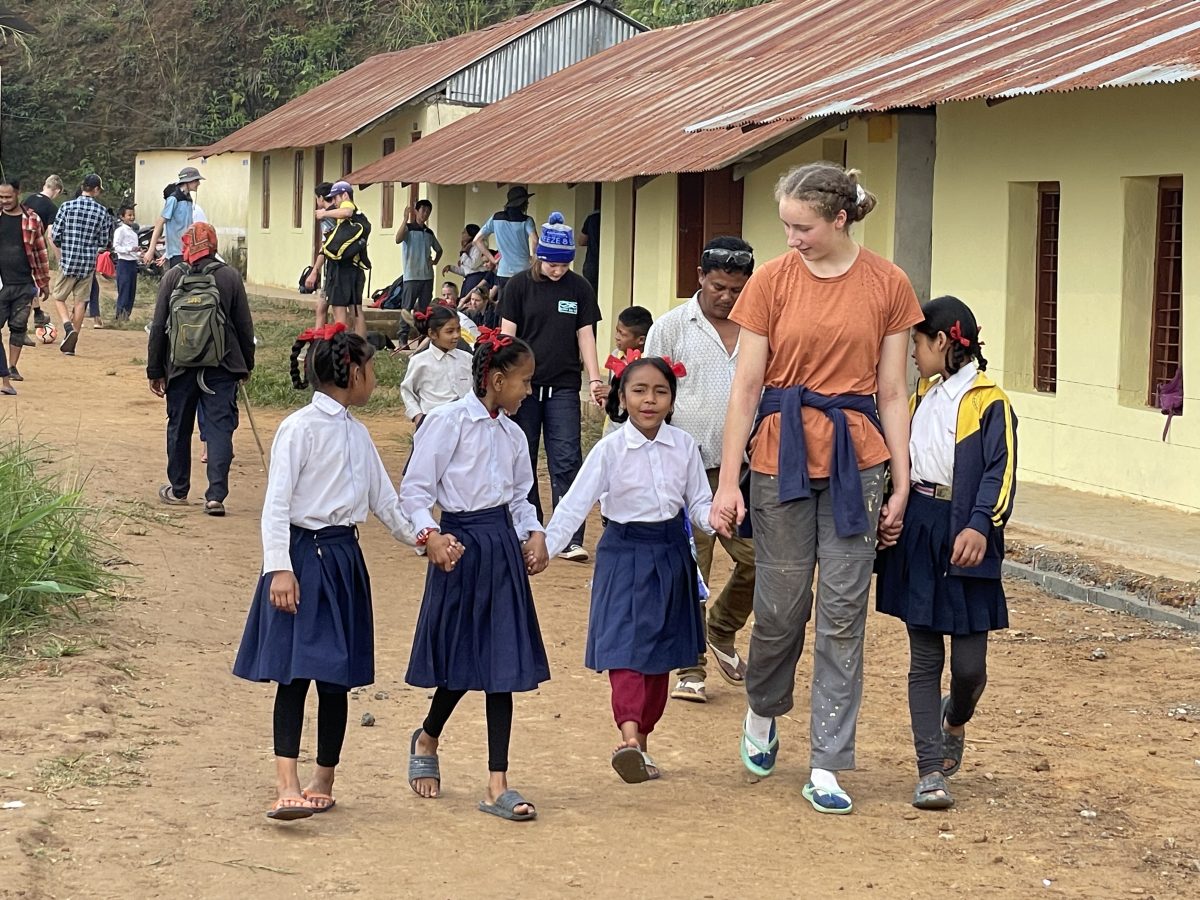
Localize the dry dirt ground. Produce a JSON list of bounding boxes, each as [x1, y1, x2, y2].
[[1, 324, 1199, 900]]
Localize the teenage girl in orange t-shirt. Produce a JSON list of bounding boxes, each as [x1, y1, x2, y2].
[[710, 162, 922, 816]]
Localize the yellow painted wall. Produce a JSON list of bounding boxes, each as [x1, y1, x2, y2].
[[134, 150, 250, 243], [931, 82, 1200, 511], [243, 102, 483, 291]]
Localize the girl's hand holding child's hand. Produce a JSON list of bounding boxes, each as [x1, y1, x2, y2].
[[427, 532, 464, 573], [523, 533, 549, 575], [950, 528, 987, 568], [269, 571, 300, 614]]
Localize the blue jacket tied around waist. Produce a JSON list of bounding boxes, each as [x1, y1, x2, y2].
[[754, 386, 883, 539]]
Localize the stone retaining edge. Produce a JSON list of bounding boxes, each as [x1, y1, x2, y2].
[[1003, 559, 1200, 633]]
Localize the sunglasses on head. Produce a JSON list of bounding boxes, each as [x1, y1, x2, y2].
[[702, 248, 753, 267]]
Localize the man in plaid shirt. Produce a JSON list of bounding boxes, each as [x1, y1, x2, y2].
[[0, 179, 51, 391], [48, 174, 112, 356]]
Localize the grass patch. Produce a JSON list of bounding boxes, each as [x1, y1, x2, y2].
[[242, 295, 407, 412], [0, 432, 122, 645], [34, 752, 142, 795]]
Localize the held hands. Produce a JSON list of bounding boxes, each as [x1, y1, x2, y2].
[[951, 527, 988, 568], [426, 531, 465, 573], [523, 533, 549, 575], [588, 380, 607, 408], [269, 571, 300, 614], [876, 489, 909, 550], [709, 484, 744, 538]]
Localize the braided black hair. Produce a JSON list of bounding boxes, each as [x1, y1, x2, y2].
[[472, 334, 533, 398], [417, 304, 458, 341], [290, 329, 375, 391], [605, 356, 678, 424], [914, 295, 989, 375]]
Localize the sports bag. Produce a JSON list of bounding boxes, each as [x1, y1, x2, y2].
[[322, 209, 372, 267], [167, 261, 227, 369]]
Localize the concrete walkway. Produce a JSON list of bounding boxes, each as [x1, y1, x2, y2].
[[1009, 481, 1200, 582]]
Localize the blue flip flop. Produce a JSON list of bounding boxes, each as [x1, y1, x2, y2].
[[740, 718, 779, 778], [802, 782, 854, 815]]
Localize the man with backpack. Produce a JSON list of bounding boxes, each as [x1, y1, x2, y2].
[[146, 222, 255, 516], [315, 180, 369, 338]]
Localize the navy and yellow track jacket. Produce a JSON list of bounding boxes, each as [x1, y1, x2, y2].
[[912, 371, 1018, 580]]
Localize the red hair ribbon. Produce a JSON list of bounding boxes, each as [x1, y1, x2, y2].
[[477, 325, 514, 387], [948, 321, 971, 348], [296, 321, 347, 343], [604, 348, 642, 378], [660, 355, 688, 378], [414, 310, 430, 322]]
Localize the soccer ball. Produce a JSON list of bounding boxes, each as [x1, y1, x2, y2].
[[35, 324, 57, 345]]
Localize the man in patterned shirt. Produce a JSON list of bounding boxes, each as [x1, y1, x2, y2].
[[48, 174, 112, 356], [645, 235, 758, 704], [0, 179, 51, 389]]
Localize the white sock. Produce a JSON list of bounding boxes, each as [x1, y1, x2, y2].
[[810, 767, 841, 793], [744, 709, 772, 753]]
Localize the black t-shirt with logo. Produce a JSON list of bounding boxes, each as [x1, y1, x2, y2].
[[500, 269, 600, 390]]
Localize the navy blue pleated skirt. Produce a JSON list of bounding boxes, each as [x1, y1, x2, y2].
[[876, 491, 1008, 635], [233, 525, 374, 689], [406, 506, 550, 693], [587, 513, 705, 674]]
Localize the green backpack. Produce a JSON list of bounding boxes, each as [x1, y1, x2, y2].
[[167, 261, 227, 369]]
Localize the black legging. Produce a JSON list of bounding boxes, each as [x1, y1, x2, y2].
[[907, 628, 989, 777], [273, 679, 349, 768], [422, 688, 513, 773]]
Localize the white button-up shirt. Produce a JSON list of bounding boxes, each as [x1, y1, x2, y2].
[[910, 361, 978, 487], [544, 421, 715, 558], [399, 345, 473, 419], [261, 392, 414, 573], [399, 393, 544, 541], [644, 293, 739, 469]]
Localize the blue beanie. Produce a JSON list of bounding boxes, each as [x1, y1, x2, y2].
[[536, 211, 576, 263]]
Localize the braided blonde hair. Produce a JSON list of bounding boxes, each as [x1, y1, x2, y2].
[[775, 162, 877, 224]]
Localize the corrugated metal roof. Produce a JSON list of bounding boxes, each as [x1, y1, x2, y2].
[[348, 0, 1200, 187], [689, 0, 1200, 131], [198, 1, 629, 156]]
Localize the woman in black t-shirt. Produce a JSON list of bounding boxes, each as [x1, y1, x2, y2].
[[500, 212, 605, 562]]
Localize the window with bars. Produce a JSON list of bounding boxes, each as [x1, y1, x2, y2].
[[381, 138, 396, 229], [1034, 183, 1060, 392], [261, 156, 271, 229], [341, 144, 353, 177], [292, 151, 305, 229], [1148, 176, 1183, 406]]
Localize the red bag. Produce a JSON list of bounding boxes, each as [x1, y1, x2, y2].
[[95, 250, 116, 279]]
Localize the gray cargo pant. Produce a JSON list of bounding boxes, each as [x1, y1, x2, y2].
[[745, 464, 885, 771]]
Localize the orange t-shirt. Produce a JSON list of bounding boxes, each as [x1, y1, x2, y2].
[[730, 247, 923, 478]]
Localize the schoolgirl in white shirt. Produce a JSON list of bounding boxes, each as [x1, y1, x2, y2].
[[400, 328, 550, 823], [399, 304, 472, 426], [233, 324, 448, 822], [543, 355, 714, 784], [875, 295, 1017, 811]]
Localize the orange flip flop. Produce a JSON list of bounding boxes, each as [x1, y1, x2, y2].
[[266, 796, 314, 821], [301, 789, 336, 813]]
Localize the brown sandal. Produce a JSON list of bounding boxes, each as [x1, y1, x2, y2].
[[266, 796, 314, 821]]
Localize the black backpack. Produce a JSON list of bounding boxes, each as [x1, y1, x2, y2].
[[322, 209, 372, 269]]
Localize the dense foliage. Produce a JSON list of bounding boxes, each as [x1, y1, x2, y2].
[[0, 0, 769, 196]]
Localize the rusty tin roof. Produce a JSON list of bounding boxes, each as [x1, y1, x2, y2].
[[689, 0, 1200, 132], [198, 1, 605, 156], [348, 0, 1200, 186]]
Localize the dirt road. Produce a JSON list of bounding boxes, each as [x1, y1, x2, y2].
[[1, 323, 1198, 899]]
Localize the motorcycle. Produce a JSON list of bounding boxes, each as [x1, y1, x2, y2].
[[137, 225, 166, 279]]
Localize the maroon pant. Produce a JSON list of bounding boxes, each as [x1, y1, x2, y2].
[[609, 669, 669, 734]]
